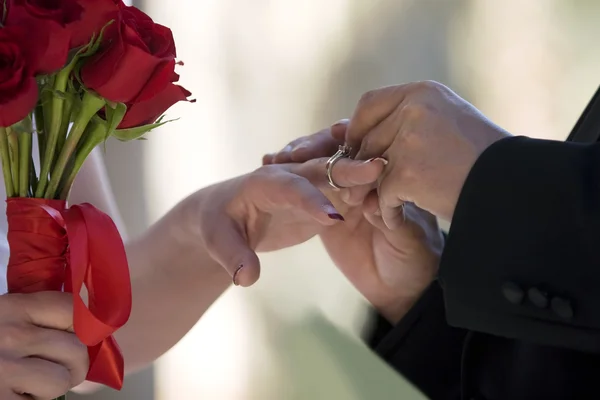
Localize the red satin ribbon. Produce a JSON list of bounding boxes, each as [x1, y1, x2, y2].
[[6, 198, 132, 390]]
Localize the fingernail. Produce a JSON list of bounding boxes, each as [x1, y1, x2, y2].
[[233, 264, 244, 286], [331, 118, 350, 128], [328, 213, 345, 221], [281, 145, 293, 153], [364, 157, 388, 165]]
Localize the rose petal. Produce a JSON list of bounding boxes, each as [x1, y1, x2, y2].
[[69, 0, 123, 48], [0, 76, 38, 127], [82, 38, 167, 103], [119, 83, 191, 129], [19, 0, 83, 25], [5, 5, 69, 74], [132, 59, 176, 103]]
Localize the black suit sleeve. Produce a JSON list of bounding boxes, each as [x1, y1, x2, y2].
[[439, 136, 600, 353], [364, 281, 467, 400]]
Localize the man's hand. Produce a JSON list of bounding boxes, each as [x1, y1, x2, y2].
[[266, 124, 443, 323], [345, 80, 511, 223]]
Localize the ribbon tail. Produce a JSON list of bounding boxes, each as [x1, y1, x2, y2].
[[86, 336, 125, 390]]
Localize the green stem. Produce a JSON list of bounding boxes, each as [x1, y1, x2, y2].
[[59, 121, 107, 199], [53, 96, 73, 172], [18, 131, 31, 197], [35, 67, 73, 198], [7, 128, 19, 195], [0, 127, 14, 197], [45, 91, 105, 199]]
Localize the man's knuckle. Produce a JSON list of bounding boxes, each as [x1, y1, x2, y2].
[[415, 80, 441, 92], [401, 103, 428, 121], [358, 89, 379, 107]]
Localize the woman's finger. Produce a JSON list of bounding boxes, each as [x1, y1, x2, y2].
[[249, 170, 345, 225], [21, 327, 88, 387], [202, 215, 261, 287], [9, 357, 72, 399], [262, 153, 276, 165], [7, 292, 74, 332], [289, 130, 343, 163], [282, 157, 386, 190], [267, 120, 350, 166]]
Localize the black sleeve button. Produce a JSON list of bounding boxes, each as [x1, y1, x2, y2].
[[528, 287, 548, 308], [551, 297, 574, 319], [501, 281, 524, 305]]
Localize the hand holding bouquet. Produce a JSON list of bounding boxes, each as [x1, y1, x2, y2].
[[0, 0, 192, 398]]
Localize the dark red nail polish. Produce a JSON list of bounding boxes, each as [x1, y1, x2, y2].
[[233, 264, 244, 286], [328, 213, 345, 221]]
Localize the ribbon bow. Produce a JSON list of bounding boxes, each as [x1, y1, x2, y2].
[[6, 198, 132, 390]]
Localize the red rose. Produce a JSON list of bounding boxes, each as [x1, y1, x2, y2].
[[118, 61, 193, 129], [81, 5, 192, 128], [0, 27, 43, 127], [5, 0, 84, 74], [5, 0, 124, 74], [81, 6, 179, 104], [69, 0, 125, 48]]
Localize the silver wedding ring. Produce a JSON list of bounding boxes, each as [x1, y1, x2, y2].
[[326, 144, 352, 189]]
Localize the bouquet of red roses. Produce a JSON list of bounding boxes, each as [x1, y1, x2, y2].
[[0, 1, 192, 398]]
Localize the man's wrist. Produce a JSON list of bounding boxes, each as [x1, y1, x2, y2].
[[377, 294, 422, 325]]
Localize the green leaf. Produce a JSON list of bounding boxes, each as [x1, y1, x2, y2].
[[104, 102, 127, 140], [112, 117, 177, 141]]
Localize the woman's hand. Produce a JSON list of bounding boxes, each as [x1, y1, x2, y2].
[[173, 153, 386, 287], [0, 292, 88, 399], [266, 122, 443, 323]]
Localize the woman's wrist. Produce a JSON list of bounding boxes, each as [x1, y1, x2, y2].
[[134, 195, 223, 279]]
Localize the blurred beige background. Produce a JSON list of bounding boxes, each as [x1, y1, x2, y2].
[[72, 0, 600, 399]]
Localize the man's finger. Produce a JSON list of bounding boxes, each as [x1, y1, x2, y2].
[[354, 107, 403, 161], [330, 119, 349, 141], [377, 158, 407, 231], [345, 85, 410, 156]]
